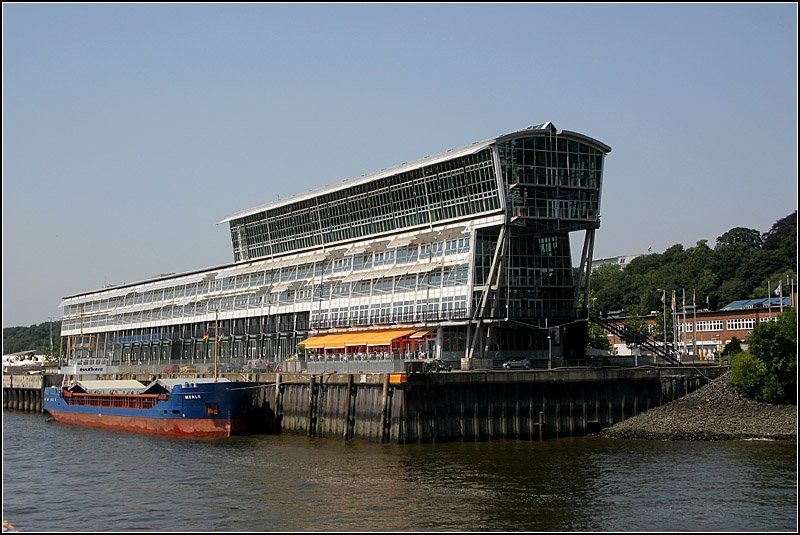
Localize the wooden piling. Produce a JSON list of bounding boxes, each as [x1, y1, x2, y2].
[[380, 374, 390, 444], [308, 375, 318, 437]]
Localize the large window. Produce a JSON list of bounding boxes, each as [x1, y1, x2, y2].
[[229, 150, 500, 261], [498, 135, 605, 229]]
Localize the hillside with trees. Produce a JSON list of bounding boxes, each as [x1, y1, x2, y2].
[[589, 211, 797, 318], [2, 321, 61, 355]]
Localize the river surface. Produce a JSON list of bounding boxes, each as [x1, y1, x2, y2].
[[2, 410, 797, 532]]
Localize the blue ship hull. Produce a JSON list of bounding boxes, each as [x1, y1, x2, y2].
[[44, 380, 262, 437]]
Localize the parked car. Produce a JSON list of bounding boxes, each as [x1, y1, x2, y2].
[[502, 357, 531, 370], [425, 359, 453, 373], [243, 359, 272, 372], [163, 365, 178, 373], [179, 365, 197, 373], [210, 362, 235, 373]]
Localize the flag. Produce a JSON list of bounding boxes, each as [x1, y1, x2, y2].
[[203, 333, 209, 341], [671, 290, 676, 313], [774, 282, 782, 296]]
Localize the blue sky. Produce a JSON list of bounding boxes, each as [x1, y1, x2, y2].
[[3, 3, 797, 328]]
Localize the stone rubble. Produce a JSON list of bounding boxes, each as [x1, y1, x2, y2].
[[596, 371, 797, 441]]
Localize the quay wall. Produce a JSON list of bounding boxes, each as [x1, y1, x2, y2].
[[2, 374, 59, 413], [398, 367, 722, 443], [4, 367, 726, 443]]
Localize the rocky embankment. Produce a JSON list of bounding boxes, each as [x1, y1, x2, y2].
[[597, 372, 797, 441]]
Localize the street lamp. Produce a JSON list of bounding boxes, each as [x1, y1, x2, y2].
[[657, 289, 667, 365], [546, 317, 552, 370], [48, 317, 54, 355]]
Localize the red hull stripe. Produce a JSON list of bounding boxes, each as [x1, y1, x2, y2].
[[49, 411, 251, 437]]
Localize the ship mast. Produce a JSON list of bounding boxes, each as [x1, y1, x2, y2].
[[214, 309, 219, 383]]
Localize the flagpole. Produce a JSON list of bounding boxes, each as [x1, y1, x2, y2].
[[658, 288, 667, 365], [779, 281, 784, 313], [768, 279, 772, 315], [214, 309, 219, 383], [682, 288, 687, 358], [693, 289, 697, 359], [671, 290, 678, 360]]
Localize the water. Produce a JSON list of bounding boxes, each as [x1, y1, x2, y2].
[[2, 410, 797, 532]]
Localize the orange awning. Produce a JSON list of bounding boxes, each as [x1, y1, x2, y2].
[[302, 333, 350, 349], [343, 328, 418, 347], [408, 329, 435, 339], [302, 328, 419, 349]]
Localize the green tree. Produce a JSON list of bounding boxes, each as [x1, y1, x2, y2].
[[587, 321, 611, 352], [761, 211, 797, 269], [590, 263, 626, 314], [728, 309, 796, 404], [721, 337, 743, 357], [716, 227, 763, 248], [747, 308, 797, 404]]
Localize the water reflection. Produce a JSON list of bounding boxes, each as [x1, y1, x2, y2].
[[2, 411, 796, 532]]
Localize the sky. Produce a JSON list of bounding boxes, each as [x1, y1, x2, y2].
[[2, 3, 797, 328]]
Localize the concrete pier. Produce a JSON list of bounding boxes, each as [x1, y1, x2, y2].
[[2, 374, 54, 413]]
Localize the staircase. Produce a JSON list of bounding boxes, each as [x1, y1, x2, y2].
[[590, 314, 683, 366]]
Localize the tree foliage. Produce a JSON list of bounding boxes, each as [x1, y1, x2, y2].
[[587, 321, 611, 351], [728, 352, 768, 400], [747, 308, 796, 404], [721, 337, 743, 357], [728, 308, 797, 404], [3, 321, 61, 355]]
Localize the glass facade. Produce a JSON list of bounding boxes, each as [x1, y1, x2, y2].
[[229, 149, 499, 261], [498, 130, 603, 233]]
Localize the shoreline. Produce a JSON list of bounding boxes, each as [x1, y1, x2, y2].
[[595, 371, 797, 441]]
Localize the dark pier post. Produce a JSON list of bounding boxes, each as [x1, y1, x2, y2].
[[274, 372, 284, 433], [380, 374, 391, 444], [343, 373, 357, 441], [308, 374, 318, 437]]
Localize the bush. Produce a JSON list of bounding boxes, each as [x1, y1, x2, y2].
[[729, 352, 767, 400], [728, 308, 796, 404], [749, 308, 797, 404]]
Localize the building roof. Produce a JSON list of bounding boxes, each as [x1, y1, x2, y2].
[[721, 297, 793, 310], [218, 122, 612, 225], [591, 254, 643, 270]]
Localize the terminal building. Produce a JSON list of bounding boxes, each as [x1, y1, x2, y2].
[[58, 122, 612, 371], [604, 294, 796, 361]]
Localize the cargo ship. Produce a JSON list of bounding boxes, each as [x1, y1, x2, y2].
[[43, 377, 262, 437]]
